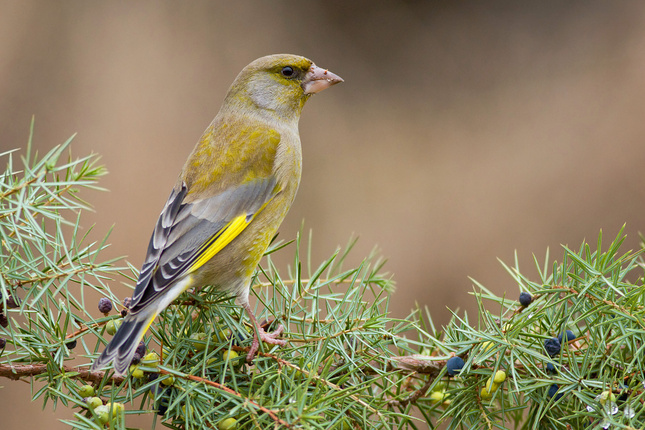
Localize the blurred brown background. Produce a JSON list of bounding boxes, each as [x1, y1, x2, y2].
[[2, 1, 645, 428]]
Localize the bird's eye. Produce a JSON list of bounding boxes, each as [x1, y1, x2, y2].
[[280, 66, 295, 77]]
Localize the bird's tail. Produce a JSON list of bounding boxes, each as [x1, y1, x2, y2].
[[91, 311, 157, 376]]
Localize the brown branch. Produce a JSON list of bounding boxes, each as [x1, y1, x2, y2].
[[65, 318, 111, 339], [18, 263, 97, 287], [249, 348, 381, 416], [223, 344, 381, 415], [0, 172, 75, 226], [282, 316, 369, 325], [159, 368, 292, 428], [1, 360, 290, 428], [476, 395, 495, 430], [388, 377, 433, 407], [553, 285, 645, 329], [1, 360, 287, 427], [388, 354, 445, 376], [253, 277, 367, 288], [0, 171, 45, 200], [287, 325, 365, 343], [0, 363, 123, 384]]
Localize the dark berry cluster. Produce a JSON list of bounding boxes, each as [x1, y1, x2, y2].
[[130, 341, 147, 364], [543, 329, 577, 401]]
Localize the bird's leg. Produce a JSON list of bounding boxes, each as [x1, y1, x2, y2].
[[242, 302, 287, 362]]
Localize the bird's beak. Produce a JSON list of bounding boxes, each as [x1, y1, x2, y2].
[[302, 64, 344, 95]]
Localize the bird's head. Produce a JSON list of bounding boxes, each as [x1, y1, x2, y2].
[[223, 54, 343, 122]]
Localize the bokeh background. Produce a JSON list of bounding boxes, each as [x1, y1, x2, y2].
[[2, 1, 645, 428]]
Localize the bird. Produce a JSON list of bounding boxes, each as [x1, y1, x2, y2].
[[92, 54, 343, 375]]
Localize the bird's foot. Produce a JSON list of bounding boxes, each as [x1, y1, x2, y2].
[[246, 324, 287, 362]]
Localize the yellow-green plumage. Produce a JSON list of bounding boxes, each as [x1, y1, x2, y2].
[[92, 54, 342, 375]]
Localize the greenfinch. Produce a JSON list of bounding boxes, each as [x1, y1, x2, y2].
[[92, 54, 343, 375]]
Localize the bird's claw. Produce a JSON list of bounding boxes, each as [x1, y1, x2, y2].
[[247, 324, 287, 362], [260, 323, 286, 345]]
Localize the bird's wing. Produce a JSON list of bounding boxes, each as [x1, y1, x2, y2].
[[129, 176, 278, 313]]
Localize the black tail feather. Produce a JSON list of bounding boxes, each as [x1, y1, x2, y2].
[[91, 314, 151, 375]]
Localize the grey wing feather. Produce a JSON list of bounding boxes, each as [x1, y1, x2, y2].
[[128, 177, 278, 313]]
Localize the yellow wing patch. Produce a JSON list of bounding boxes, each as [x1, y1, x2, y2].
[[187, 198, 274, 274], [141, 313, 159, 339]]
